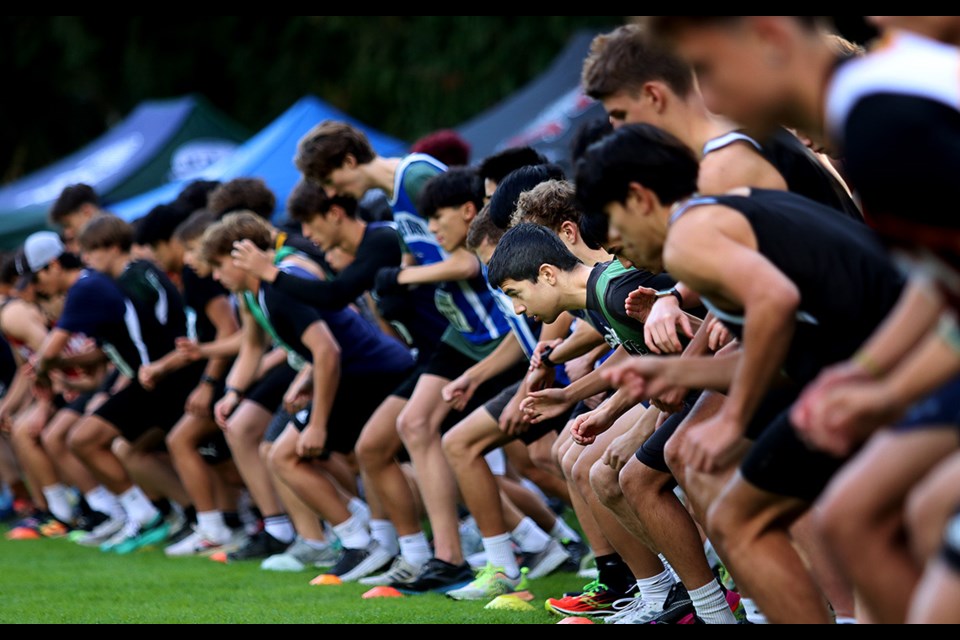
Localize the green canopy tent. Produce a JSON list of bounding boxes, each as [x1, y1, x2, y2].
[[0, 95, 249, 249]]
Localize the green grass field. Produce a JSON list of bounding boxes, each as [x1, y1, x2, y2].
[[0, 527, 591, 624]]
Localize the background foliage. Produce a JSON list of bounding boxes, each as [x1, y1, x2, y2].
[[1, 16, 875, 185]]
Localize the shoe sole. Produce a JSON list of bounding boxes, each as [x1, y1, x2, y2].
[[113, 526, 171, 556], [546, 602, 616, 618], [526, 544, 572, 580]]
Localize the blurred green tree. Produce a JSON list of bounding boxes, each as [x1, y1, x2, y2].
[[1, 16, 622, 183]]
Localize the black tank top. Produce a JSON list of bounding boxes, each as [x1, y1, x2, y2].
[[670, 189, 904, 385], [703, 128, 863, 222]]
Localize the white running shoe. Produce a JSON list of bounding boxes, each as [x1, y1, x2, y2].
[[165, 528, 232, 558], [520, 538, 571, 580], [261, 537, 340, 572], [74, 516, 127, 548], [358, 556, 424, 587]]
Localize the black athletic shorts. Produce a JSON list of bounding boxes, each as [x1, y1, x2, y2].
[[52, 368, 122, 415], [634, 391, 704, 474], [483, 381, 568, 446], [288, 369, 413, 454], [944, 510, 960, 573], [263, 408, 295, 444], [740, 409, 850, 503], [246, 362, 298, 413], [94, 361, 207, 441], [894, 375, 960, 433]]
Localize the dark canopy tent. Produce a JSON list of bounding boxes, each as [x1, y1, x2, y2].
[[110, 95, 409, 224], [456, 29, 609, 175], [0, 95, 248, 249]]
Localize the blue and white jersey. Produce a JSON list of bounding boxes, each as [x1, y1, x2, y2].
[[436, 270, 513, 347], [389, 153, 449, 267]]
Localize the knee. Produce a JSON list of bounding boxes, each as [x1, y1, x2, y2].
[[529, 446, 556, 474], [706, 493, 749, 553], [440, 431, 468, 466], [396, 411, 433, 449], [354, 433, 382, 470], [904, 483, 943, 562], [67, 420, 97, 457], [589, 460, 622, 508], [40, 426, 61, 454], [815, 483, 862, 555], [266, 444, 293, 477], [571, 451, 596, 494], [560, 445, 579, 481], [663, 433, 684, 478], [618, 459, 658, 508], [165, 429, 189, 457]]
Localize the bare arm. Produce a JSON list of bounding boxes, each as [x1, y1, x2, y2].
[[397, 249, 480, 286], [296, 321, 342, 459]]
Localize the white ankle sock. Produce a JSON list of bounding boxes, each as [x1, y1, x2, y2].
[[85, 486, 124, 521], [370, 519, 399, 557], [42, 484, 74, 523], [398, 532, 432, 567], [197, 511, 230, 540], [550, 519, 581, 544], [511, 517, 550, 554], [118, 486, 160, 526], [263, 515, 296, 544], [333, 514, 372, 550], [742, 598, 768, 624], [636, 569, 676, 609], [483, 533, 520, 579], [689, 580, 736, 625]]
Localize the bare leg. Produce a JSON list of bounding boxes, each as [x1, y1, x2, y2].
[[906, 451, 960, 563], [268, 426, 351, 526], [497, 475, 557, 533], [908, 560, 960, 623], [68, 415, 131, 494], [355, 397, 420, 535], [10, 404, 57, 507], [114, 434, 191, 507], [166, 413, 221, 513], [222, 401, 281, 517], [503, 437, 569, 502], [817, 429, 957, 623], [41, 409, 99, 493], [397, 375, 462, 564], [569, 414, 665, 580], [708, 474, 832, 624]]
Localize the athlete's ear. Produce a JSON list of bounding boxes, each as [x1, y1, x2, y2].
[[461, 201, 478, 223], [559, 220, 579, 245], [342, 154, 358, 170], [752, 16, 793, 67], [643, 82, 669, 115], [538, 263, 560, 286]]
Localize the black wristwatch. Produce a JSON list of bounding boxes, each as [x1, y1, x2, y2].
[[200, 375, 221, 387], [540, 346, 558, 369], [224, 386, 246, 398], [655, 287, 684, 307]]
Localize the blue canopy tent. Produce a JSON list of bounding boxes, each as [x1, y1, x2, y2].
[[109, 96, 409, 224], [0, 95, 248, 249]]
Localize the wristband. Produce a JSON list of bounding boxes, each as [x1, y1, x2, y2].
[[852, 352, 884, 380], [224, 386, 246, 398], [655, 287, 683, 307], [200, 375, 221, 387], [540, 346, 558, 369]]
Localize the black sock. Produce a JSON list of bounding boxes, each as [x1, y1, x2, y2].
[[596, 553, 636, 595], [152, 499, 172, 517], [183, 505, 197, 525], [223, 512, 242, 530]]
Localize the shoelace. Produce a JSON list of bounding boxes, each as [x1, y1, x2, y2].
[[605, 597, 661, 624], [472, 564, 504, 584], [578, 578, 608, 596]]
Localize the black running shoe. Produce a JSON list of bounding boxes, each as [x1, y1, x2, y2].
[[644, 583, 696, 624], [227, 530, 289, 562], [74, 510, 110, 533], [328, 543, 394, 582], [396, 557, 474, 593], [560, 539, 590, 573]]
